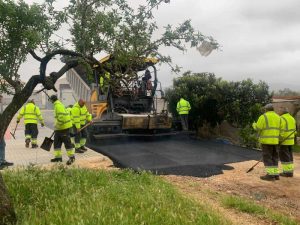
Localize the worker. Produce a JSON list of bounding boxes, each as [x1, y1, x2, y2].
[[49, 95, 75, 165], [66, 104, 75, 145], [71, 99, 92, 153], [176, 97, 191, 131], [252, 103, 281, 181], [17, 99, 45, 148], [79, 100, 92, 151], [278, 106, 296, 177], [99, 71, 110, 94]]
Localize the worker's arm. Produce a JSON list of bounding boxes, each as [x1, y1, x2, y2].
[[71, 107, 81, 129], [36, 107, 45, 126], [16, 106, 25, 123], [86, 112, 92, 122], [252, 115, 265, 131], [187, 102, 191, 110], [176, 102, 180, 112]]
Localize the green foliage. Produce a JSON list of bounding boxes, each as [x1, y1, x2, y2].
[[165, 72, 271, 130], [222, 195, 298, 225], [67, 0, 218, 73], [0, 0, 64, 94], [3, 167, 229, 225], [239, 125, 258, 148], [292, 145, 300, 153]]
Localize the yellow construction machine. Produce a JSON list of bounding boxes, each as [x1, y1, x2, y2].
[[66, 55, 174, 140]]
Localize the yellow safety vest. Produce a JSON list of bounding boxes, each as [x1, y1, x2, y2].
[[80, 105, 92, 125], [176, 98, 191, 115], [17, 103, 44, 125], [253, 111, 281, 145], [280, 113, 296, 145], [100, 72, 110, 88], [53, 100, 72, 130], [66, 107, 73, 125], [71, 103, 81, 129]]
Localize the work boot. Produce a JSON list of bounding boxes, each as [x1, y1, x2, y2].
[[75, 148, 84, 153], [50, 158, 62, 163], [80, 146, 88, 152], [280, 172, 293, 177], [0, 161, 14, 167], [274, 175, 280, 180], [260, 174, 275, 181], [32, 144, 38, 149], [66, 156, 75, 165], [25, 139, 30, 148]]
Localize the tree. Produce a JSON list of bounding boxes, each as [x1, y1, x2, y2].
[[273, 88, 300, 97], [165, 72, 271, 130], [1, 0, 218, 222]]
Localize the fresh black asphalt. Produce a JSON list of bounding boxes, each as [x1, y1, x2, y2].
[[87, 134, 261, 177]]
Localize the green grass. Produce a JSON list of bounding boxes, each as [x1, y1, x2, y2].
[[292, 144, 300, 153], [3, 167, 230, 225], [221, 195, 299, 225]]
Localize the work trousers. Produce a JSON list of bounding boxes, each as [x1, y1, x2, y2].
[[72, 125, 87, 149], [25, 123, 38, 144], [180, 114, 189, 131], [53, 128, 74, 159], [279, 145, 294, 174], [261, 144, 279, 176]]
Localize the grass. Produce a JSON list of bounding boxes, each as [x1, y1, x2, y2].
[[292, 144, 300, 153], [3, 166, 230, 225], [221, 195, 298, 225]]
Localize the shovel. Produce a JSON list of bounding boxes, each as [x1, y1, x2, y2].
[[10, 123, 18, 139], [40, 132, 55, 151]]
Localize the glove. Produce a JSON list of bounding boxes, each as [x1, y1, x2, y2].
[[77, 128, 80, 133], [41, 123, 45, 127], [89, 120, 94, 124], [16, 120, 20, 124]]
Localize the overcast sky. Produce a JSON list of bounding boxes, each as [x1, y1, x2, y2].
[[20, 0, 300, 90]]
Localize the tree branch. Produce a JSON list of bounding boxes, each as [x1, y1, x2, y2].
[[29, 50, 42, 62]]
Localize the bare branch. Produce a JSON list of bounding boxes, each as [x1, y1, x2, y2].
[[29, 50, 42, 62]]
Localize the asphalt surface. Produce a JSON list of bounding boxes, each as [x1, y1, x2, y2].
[[42, 110, 261, 178], [87, 134, 261, 177]]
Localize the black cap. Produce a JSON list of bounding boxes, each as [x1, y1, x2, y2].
[[50, 95, 58, 102]]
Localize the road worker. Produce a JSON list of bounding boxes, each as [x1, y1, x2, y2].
[[49, 95, 75, 165], [176, 97, 191, 131], [278, 106, 296, 177], [99, 71, 110, 95], [17, 99, 44, 148], [66, 104, 75, 145], [252, 103, 281, 181], [71, 99, 92, 153]]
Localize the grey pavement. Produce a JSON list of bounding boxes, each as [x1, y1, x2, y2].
[[5, 113, 105, 167]]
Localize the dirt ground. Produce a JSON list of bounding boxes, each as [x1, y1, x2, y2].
[[73, 153, 300, 224], [163, 153, 300, 224]]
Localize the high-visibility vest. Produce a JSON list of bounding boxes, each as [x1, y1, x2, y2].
[[66, 107, 73, 125], [176, 98, 191, 115], [100, 72, 110, 88], [17, 103, 44, 125], [71, 103, 81, 129], [53, 100, 72, 130], [253, 111, 281, 145], [280, 113, 296, 145], [80, 105, 92, 125]]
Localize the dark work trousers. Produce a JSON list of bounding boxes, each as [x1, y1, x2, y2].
[[25, 123, 38, 140], [54, 129, 73, 151], [180, 114, 189, 131], [261, 144, 279, 168], [279, 145, 293, 163], [72, 125, 81, 149]]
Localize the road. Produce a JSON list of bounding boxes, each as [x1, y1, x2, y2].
[[42, 110, 260, 177]]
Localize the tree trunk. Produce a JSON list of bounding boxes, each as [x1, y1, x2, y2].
[[0, 174, 16, 225]]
